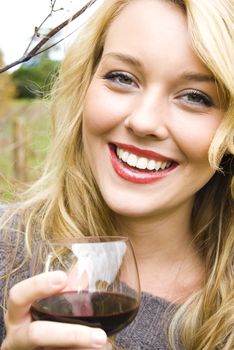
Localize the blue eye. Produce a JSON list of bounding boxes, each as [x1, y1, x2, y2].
[[181, 90, 214, 107], [104, 71, 137, 87]]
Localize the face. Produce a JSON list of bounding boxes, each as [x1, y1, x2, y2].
[[82, 0, 224, 219]]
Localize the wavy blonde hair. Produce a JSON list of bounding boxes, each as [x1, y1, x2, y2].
[[2, 0, 234, 349]]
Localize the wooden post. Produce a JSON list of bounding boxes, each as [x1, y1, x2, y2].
[[12, 117, 27, 182]]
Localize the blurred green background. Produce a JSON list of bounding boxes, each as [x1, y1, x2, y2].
[[0, 50, 59, 202]]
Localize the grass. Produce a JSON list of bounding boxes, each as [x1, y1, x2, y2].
[[0, 99, 50, 202]]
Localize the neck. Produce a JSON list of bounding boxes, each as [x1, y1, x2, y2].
[[114, 204, 204, 301], [115, 203, 194, 258]]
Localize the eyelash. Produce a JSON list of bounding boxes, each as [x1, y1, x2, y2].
[[103, 71, 136, 87], [179, 90, 214, 107], [103, 72, 214, 108]]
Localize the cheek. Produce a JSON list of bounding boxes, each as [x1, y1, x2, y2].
[[83, 88, 104, 134], [83, 82, 131, 135], [172, 115, 222, 161]]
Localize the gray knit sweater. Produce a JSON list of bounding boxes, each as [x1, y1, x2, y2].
[[0, 208, 178, 349]]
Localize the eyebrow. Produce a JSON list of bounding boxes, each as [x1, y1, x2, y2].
[[102, 52, 142, 68], [102, 52, 215, 83], [179, 72, 215, 83]]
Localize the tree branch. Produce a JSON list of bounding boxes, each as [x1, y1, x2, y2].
[[23, 0, 62, 56], [0, 0, 97, 73]]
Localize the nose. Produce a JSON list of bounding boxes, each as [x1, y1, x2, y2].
[[124, 92, 169, 139]]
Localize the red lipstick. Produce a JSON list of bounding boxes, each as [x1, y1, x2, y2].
[[109, 143, 177, 184], [114, 142, 173, 161]]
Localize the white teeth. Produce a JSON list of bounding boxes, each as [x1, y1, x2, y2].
[[161, 162, 167, 170], [136, 157, 148, 169], [155, 161, 162, 171], [147, 160, 156, 170], [122, 151, 129, 162], [116, 146, 172, 171], [127, 154, 137, 167]]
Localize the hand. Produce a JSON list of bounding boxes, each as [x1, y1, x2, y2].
[[2, 271, 112, 350]]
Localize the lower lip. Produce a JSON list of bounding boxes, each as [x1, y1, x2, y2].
[[109, 145, 177, 184]]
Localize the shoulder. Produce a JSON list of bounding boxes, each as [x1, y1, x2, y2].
[[0, 204, 31, 344], [0, 203, 30, 284], [0, 203, 24, 244]]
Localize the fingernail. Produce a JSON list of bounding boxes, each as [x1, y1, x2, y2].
[[91, 329, 107, 347], [49, 271, 67, 287]]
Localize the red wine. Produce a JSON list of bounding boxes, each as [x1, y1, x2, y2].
[[31, 291, 139, 336]]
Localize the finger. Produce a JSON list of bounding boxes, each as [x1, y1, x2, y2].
[[7, 271, 67, 324], [12, 321, 107, 349]]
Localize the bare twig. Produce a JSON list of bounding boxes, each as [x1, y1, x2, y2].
[[23, 0, 63, 56], [28, 24, 84, 59], [0, 0, 97, 73]]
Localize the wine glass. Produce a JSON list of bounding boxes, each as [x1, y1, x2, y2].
[[30, 236, 140, 336]]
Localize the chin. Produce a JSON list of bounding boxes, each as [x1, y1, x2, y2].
[[103, 196, 155, 218]]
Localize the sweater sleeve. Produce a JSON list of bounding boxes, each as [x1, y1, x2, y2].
[[0, 206, 30, 345], [115, 292, 175, 350]]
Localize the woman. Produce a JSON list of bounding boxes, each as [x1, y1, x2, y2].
[[0, 0, 233, 349]]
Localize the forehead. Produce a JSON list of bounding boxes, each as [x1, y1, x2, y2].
[[102, 0, 210, 76], [103, 0, 188, 51]]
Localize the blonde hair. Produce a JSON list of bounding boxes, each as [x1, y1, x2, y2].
[[2, 0, 234, 349]]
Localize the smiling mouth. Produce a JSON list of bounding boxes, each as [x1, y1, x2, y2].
[[116, 146, 173, 172], [112, 144, 176, 171], [109, 143, 178, 184]]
